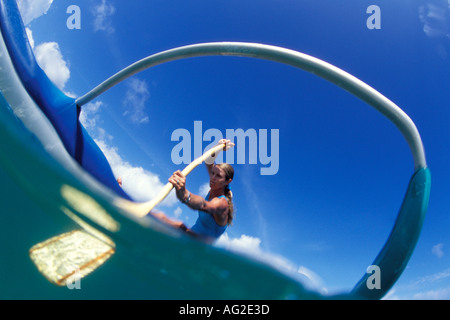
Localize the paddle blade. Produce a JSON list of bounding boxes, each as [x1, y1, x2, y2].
[[29, 230, 115, 287]]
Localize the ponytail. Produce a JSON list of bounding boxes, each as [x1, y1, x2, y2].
[[215, 163, 235, 226], [224, 185, 234, 225]]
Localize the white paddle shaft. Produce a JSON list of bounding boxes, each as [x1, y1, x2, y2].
[[115, 143, 228, 218]]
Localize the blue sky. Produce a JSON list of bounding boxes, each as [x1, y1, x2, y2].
[[17, 0, 449, 299]]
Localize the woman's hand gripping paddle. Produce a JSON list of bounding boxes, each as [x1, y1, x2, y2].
[[115, 139, 235, 218]]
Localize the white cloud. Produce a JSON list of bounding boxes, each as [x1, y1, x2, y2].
[[95, 139, 177, 205], [17, 2, 71, 93], [216, 233, 328, 294], [92, 0, 116, 33], [412, 268, 450, 286], [174, 207, 183, 219], [34, 42, 70, 90], [432, 243, 445, 258], [386, 285, 450, 300], [412, 287, 450, 299], [387, 267, 450, 299], [216, 233, 262, 253], [418, 1, 450, 39], [123, 78, 150, 124], [17, 0, 53, 25], [79, 101, 104, 131]]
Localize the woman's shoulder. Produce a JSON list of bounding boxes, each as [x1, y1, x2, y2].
[[204, 194, 228, 214]]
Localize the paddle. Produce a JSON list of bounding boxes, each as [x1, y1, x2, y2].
[[115, 139, 234, 218], [29, 229, 115, 287]]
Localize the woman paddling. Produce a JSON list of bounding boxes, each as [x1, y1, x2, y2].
[[151, 139, 235, 242]]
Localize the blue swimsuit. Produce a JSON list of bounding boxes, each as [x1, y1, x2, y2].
[[190, 194, 227, 239]]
